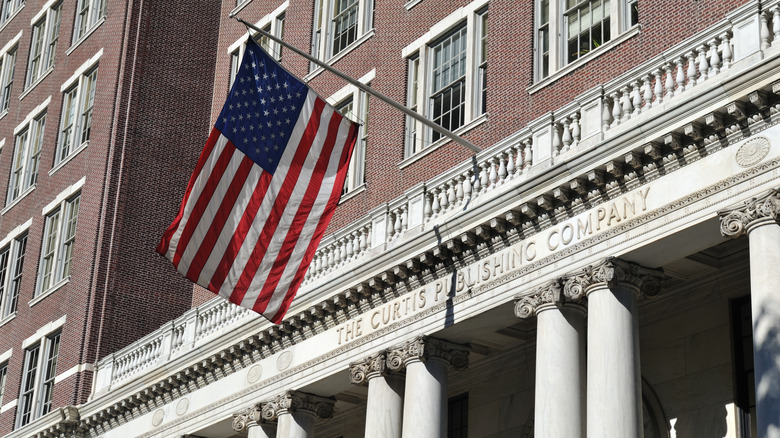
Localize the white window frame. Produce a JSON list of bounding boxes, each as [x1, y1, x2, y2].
[[0, 31, 21, 115], [55, 50, 101, 167], [0, 0, 24, 27], [228, 1, 288, 90], [72, 0, 105, 43], [7, 97, 49, 206], [0, 360, 7, 407], [35, 179, 84, 298], [534, 0, 638, 83], [327, 69, 373, 198], [310, 0, 373, 64], [16, 330, 60, 428], [0, 219, 30, 322], [402, 0, 488, 159], [26, 0, 62, 89]]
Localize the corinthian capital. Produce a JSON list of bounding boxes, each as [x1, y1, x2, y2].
[[258, 390, 336, 422], [719, 189, 780, 238], [563, 258, 663, 299], [514, 280, 563, 319], [349, 352, 387, 385], [386, 336, 469, 372], [232, 403, 264, 432]]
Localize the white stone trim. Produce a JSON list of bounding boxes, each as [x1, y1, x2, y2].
[[13, 96, 51, 136], [326, 69, 375, 105], [0, 138, 4, 150], [0, 30, 22, 55], [42, 176, 85, 215], [22, 315, 66, 349], [55, 363, 94, 384], [30, 0, 57, 25], [60, 49, 103, 92], [401, 0, 488, 58], [227, 1, 289, 55], [0, 347, 11, 363], [0, 398, 17, 414], [0, 218, 32, 249]]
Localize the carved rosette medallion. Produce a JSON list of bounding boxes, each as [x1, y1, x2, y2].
[[386, 336, 470, 371], [564, 258, 663, 299], [514, 280, 563, 319], [735, 136, 770, 167], [719, 189, 780, 238], [349, 352, 386, 385]]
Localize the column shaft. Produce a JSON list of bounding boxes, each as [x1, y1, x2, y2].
[[365, 374, 404, 438], [748, 223, 780, 438], [535, 305, 586, 438], [277, 411, 316, 438], [247, 423, 276, 438], [401, 360, 448, 438], [587, 285, 642, 438]]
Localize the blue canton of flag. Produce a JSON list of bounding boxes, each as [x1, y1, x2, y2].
[[159, 38, 358, 323]]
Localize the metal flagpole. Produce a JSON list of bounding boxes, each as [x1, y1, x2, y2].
[[231, 14, 482, 155]]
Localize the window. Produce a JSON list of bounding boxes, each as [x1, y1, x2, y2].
[[8, 110, 45, 204], [26, 1, 61, 87], [73, 0, 105, 42], [0, 361, 7, 406], [57, 68, 97, 164], [311, 0, 373, 62], [404, 2, 487, 157], [0, 232, 27, 318], [535, 0, 637, 81], [0, 0, 23, 25], [448, 393, 468, 438], [228, 3, 287, 89], [16, 331, 60, 428], [0, 44, 17, 113], [334, 90, 368, 195], [37, 194, 79, 295]]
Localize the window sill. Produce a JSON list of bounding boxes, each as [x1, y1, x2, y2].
[[66, 17, 106, 56], [49, 141, 89, 176], [304, 29, 376, 82], [528, 25, 640, 95], [405, 0, 424, 10], [1, 185, 36, 216], [29, 277, 70, 308], [231, 0, 252, 17], [20, 66, 55, 101], [0, 109, 6, 122], [398, 113, 487, 169], [0, 3, 24, 33], [0, 398, 16, 414], [340, 183, 366, 203], [0, 311, 16, 328]]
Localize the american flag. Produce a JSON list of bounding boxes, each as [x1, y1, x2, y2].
[[157, 38, 357, 323]]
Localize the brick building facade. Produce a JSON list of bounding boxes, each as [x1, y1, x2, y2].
[[3, 0, 780, 437]]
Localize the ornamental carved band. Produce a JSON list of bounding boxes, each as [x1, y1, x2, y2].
[[563, 258, 663, 299], [719, 189, 780, 238], [349, 352, 387, 385], [514, 280, 563, 319], [386, 336, 470, 372]]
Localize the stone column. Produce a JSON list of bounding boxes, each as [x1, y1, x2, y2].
[[515, 280, 586, 438], [232, 404, 277, 438], [565, 258, 662, 438], [258, 390, 335, 438], [350, 352, 404, 438], [720, 189, 780, 438], [387, 336, 469, 438]]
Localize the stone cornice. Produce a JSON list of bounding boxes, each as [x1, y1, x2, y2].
[[719, 188, 780, 237], [563, 258, 664, 299], [386, 336, 470, 371], [349, 352, 387, 385]]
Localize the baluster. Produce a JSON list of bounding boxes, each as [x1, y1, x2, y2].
[[611, 92, 622, 127], [708, 38, 720, 76], [431, 188, 441, 215], [314, 252, 322, 274], [551, 123, 562, 156], [523, 138, 533, 169], [720, 32, 732, 70], [505, 147, 516, 176], [424, 192, 433, 220], [339, 241, 347, 264], [760, 11, 771, 49], [674, 58, 685, 95], [621, 88, 632, 122], [386, 214, 395, 240], [697, 45, 709, 84], [352, 231, 360, 256], [773, 7, 780, 46], [561, 119, 572, 153], [642, 74, 653, 110], [447, 181, 457, 206], [362, 226, 370, 251], [602, 96, 614, 130], [686, 52, 697, 90], [652, 69, 663, 106], [498, 153, 508, 181], [400, 207, 408, 232], [515, 142, 524, 175], [393, 209, 402, 236], [346, 234, 354, 259], [570, 113, 580, 147], [440, 184, 450, 211], [327, 244, 335, 269], [455, 176, 465, 203], [631, 82, 641, 116], [462, 171, 473, 200], [664, 64, 675, 101], [479, 162, 489, 190]]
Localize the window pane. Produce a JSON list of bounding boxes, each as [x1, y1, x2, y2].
[[37, 333, 61, 417], [332, 0, 358, 55], [18, 345, 40, 427], [46, 4, 62, 70], [80, 69, 98, 145], [430, 27, 467, 141], [9, 131, 27, 201], [28, 22, 45, 85], [60, 196, 80, 279], [26, 114, 45, 188], [59, 87, 78, 160], [0, 247, 9, 315], [1, 48, 16, 112], [40, 210, 60, 292], [6, 234, 26, 316], [0, 362, 7, 405]]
